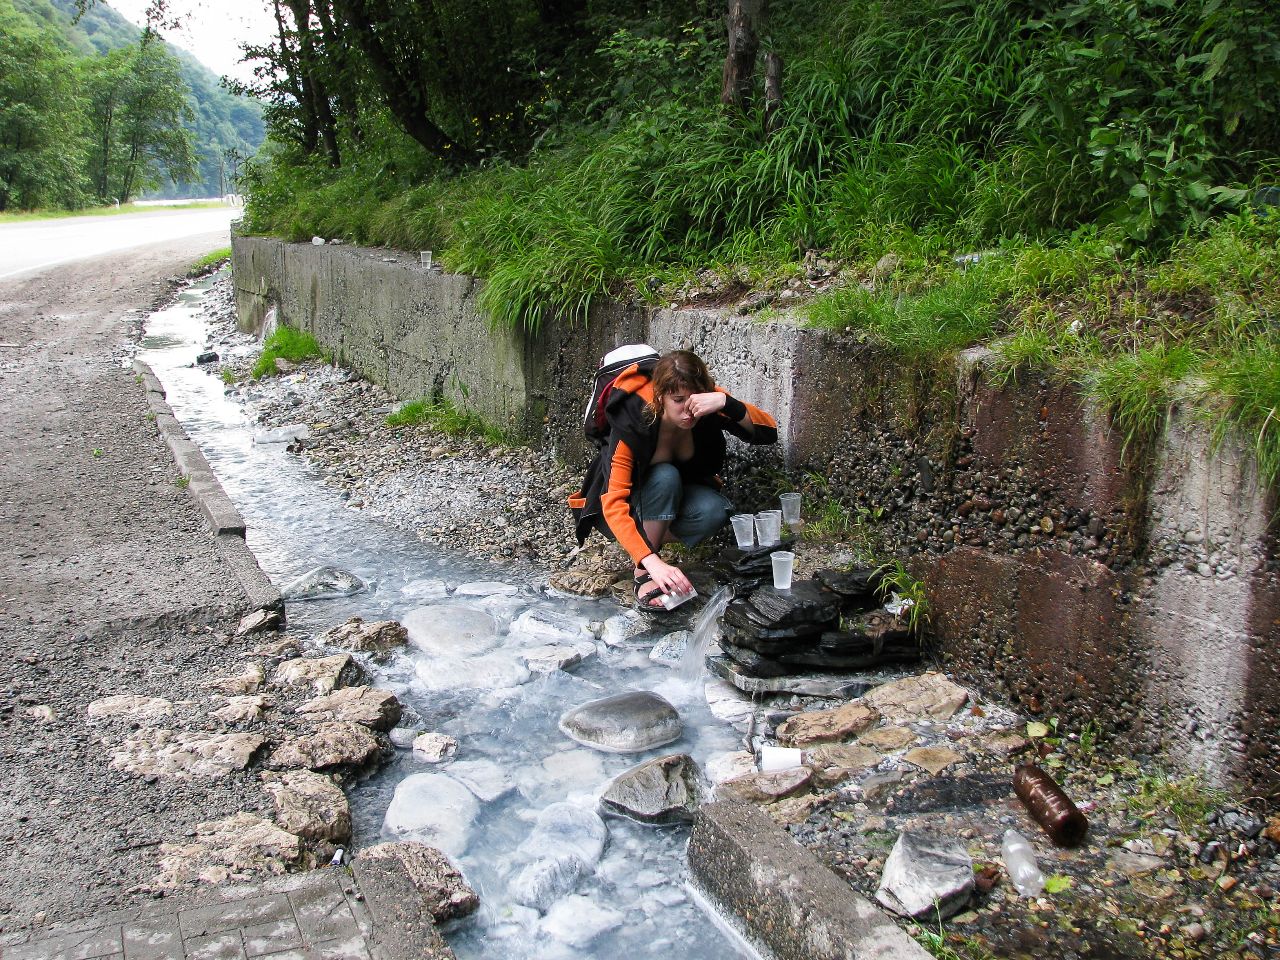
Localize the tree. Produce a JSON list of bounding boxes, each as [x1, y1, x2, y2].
[[81, 40, 197, 203], [0, 0, 89, 210]]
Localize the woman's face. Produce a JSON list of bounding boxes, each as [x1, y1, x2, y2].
[[662, 390, 697, 429]]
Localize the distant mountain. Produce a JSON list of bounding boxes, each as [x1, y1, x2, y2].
[[13, 0, 265, 198]]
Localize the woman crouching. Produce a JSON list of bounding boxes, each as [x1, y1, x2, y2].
[[571, 350, 778, 610]]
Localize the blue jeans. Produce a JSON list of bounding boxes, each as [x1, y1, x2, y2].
[[634, 463, 732, 547]]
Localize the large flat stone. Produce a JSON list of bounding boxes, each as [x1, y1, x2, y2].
[[776, 701, 880, 747], [111, 730, 265, 779]]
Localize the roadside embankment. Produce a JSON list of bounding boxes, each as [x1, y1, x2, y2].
[[233, 235, 1280, 798]]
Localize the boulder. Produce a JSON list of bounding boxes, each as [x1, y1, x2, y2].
[[111, 730, 264, 779], [511, 607, 597, 645], [876, 832, 974, 920], [274, 654, 364, 695], [864, 673, 969, 722], [718, 767, 813, 804], [559, 691, 682, 753], [152, 813, 303, 888], [649, 630, 689, 667], [295, 686, 402, 731], [521, 641, 596, 673], [447, 759, 514, 802], [510, 801, 608, 911], [601, 610, 649, 647], [403, 605, 499, 657], [204, 663, 265, 695], [358, 842, 480, 922], [280, 565, 367, 601], [86, 695, 173, 722], [703, 679, 755, 731], [412, 732, 458, 763], [413, 653, 531, 691], [705, 751, 756, 785], [261, 770, 351, 843], [382, 773, 479, 857], [270, 721, 381, 770], [776, 701, 880, 747], [600, 754, 707, 823], [210, 694, 272, 723], [235, 607, 283, 638], [316, 617, 408, 657], [542, 895, 623, 947]]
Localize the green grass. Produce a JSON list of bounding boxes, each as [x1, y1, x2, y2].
[[385, 398, 510, 446], [0, 200, 229, 224], [1126, 772, 1227, 835], [252, 326, 326, 379], [188, 246, 232, 277]]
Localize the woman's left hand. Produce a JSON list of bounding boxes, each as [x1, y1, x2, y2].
[[687, 392, 726, 419]]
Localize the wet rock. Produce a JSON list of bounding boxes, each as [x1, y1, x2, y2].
[[295, 686, 402, 731], [454, 580, 519, 597], [859, 726, 917, 752], [510, 801, 608, 911], [448, 759, 514, 802], [978, 731, 1031, 757], [413, 651, 531, 690], [274, 654, 364, 695], [904, 746, 964, 776], [153, 813, 303, 888], [210, 694, 272, 723], [559, 691, 682, 754], [521, 641, 596, 673], [280, 564, 365, 600], [705, 751, 756, 784], [253, 422, 311, 445], [316, 617, 408, 657], [602, 610, 650, 646], [776, 701, 880, 747], [814, 566, 885, 601], [204, 662, 266, 695], [270, 721, 380, 770], [358, 842, 480, 922], [718, 767, 812, 804], [703, 679, 755, 730], [542, 895, 623, 947], [250, 637, 300, 659], [111, 730, 265, 779], [512, 607, 597, 645], [1108, 850, 1166, 876], [861, 769, 907, 801], [403, 605, 499, 657], [235, 607, 283, 638], [601, 754, 708, 824], [708, 656, 869, 698], [649, 630, 689, 667], [195, 350, 219, 364], [261, 770, 351, 843], [876, 832, 974, 920], [383, 772, 480, 857], [402, 578, 449, 600], [765, 792, 829, 826], [86, 695, 174, 722], [865, 672, 969, 722], [412, 732, 458, 762], [548, 568, 622, 597], [806, 743, 880, 784]]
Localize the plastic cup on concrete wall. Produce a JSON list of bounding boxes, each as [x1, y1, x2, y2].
[[730, 514, 756, 549]]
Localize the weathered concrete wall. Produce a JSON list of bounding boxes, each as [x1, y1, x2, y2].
[[232, 236, 1280, 794]]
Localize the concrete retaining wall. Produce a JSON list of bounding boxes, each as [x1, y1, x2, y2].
[[232, 235, 1280, 795]]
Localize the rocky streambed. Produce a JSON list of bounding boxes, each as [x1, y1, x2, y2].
[[174, 271, 1280, 960]]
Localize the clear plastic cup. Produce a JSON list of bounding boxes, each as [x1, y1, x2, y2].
[[420, 250, 433, 268], [771, 550, 795, 590], [730, 514, 756, 549], [755, 512, 780, 547], [780, 492, 802, 525]]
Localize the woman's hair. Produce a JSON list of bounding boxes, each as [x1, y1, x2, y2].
[[647, 350, 714, 422]]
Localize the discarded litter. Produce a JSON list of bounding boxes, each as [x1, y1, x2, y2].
[[660, 585, 697, 611], [884, 593, 915, 617], [1001, 828, 1045, 897], [1014, 763, 1089, 846]]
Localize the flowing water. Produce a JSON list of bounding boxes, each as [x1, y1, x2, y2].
[[137, 279, 757, 960]]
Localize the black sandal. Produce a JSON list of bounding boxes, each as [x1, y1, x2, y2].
[[633, 572, 673, 614]]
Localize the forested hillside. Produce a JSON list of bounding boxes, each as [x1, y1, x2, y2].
[[2, 0, 262, 203], [237, 0, 1279, 486]]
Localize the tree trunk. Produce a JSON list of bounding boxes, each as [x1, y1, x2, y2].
[[721, 0, 766, 113], [763, 51, 782, 135]]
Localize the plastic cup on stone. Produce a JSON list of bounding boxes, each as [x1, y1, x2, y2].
[[754, 512, 778, 547], [771, 551, 795, 590], [780, 492, 801, 525], [763, 509, 783, 544], [731, 514, 756, 549]]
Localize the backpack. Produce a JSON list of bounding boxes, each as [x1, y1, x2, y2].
[[582, 343, 660, 448]]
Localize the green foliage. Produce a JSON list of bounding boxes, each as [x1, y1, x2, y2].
[[385, 398, 510, 446], [1126, 772, 1227, 834], [874, 559, 930, 633], [188, 245, 231, 276], [252, 326, 324, 379]]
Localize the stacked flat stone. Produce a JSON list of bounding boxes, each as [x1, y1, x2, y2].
[[712, 538, 798, 589], [713, 567, 921, 678]]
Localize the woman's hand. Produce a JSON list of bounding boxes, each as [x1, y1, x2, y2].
[[640, 554, 693, 602], [687, 391, 726, 420]]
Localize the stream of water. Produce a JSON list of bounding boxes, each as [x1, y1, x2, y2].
[[137, 279, 756, 960]]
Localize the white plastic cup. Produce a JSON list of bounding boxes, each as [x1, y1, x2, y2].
[[730, 514, 755, 549], [771, 550, 795, 590], [780, 492, 802, 525], [420, 250, 433, 268], [754, 512, 779, 547], [759, 746, 805, 772]]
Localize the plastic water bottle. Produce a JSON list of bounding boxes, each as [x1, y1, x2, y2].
[[1001, 829, 1045, 896]]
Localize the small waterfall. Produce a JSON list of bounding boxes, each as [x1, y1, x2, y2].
[[679, 585, 732, 683]]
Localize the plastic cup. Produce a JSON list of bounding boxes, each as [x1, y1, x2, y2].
[[759, 746, 804, 772], [420, 250, 433, 268], [730, 514, 755, 549], [780, 492, 802, 525], [771, 550, 795, 590], [755, 512, 780, 547]]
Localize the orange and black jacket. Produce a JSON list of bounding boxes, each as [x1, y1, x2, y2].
[[568, 363, 778, 565]]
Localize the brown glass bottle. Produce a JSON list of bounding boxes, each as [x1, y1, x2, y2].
[[1013, 763, 1089, 847]]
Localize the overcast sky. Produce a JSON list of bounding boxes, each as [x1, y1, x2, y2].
[[107, 0, 275, 84]]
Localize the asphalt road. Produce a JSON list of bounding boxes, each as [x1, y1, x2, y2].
[[0, 206, 239, 282]]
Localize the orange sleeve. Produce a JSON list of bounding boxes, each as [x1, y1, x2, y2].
[[601, 439, 654, 565]]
